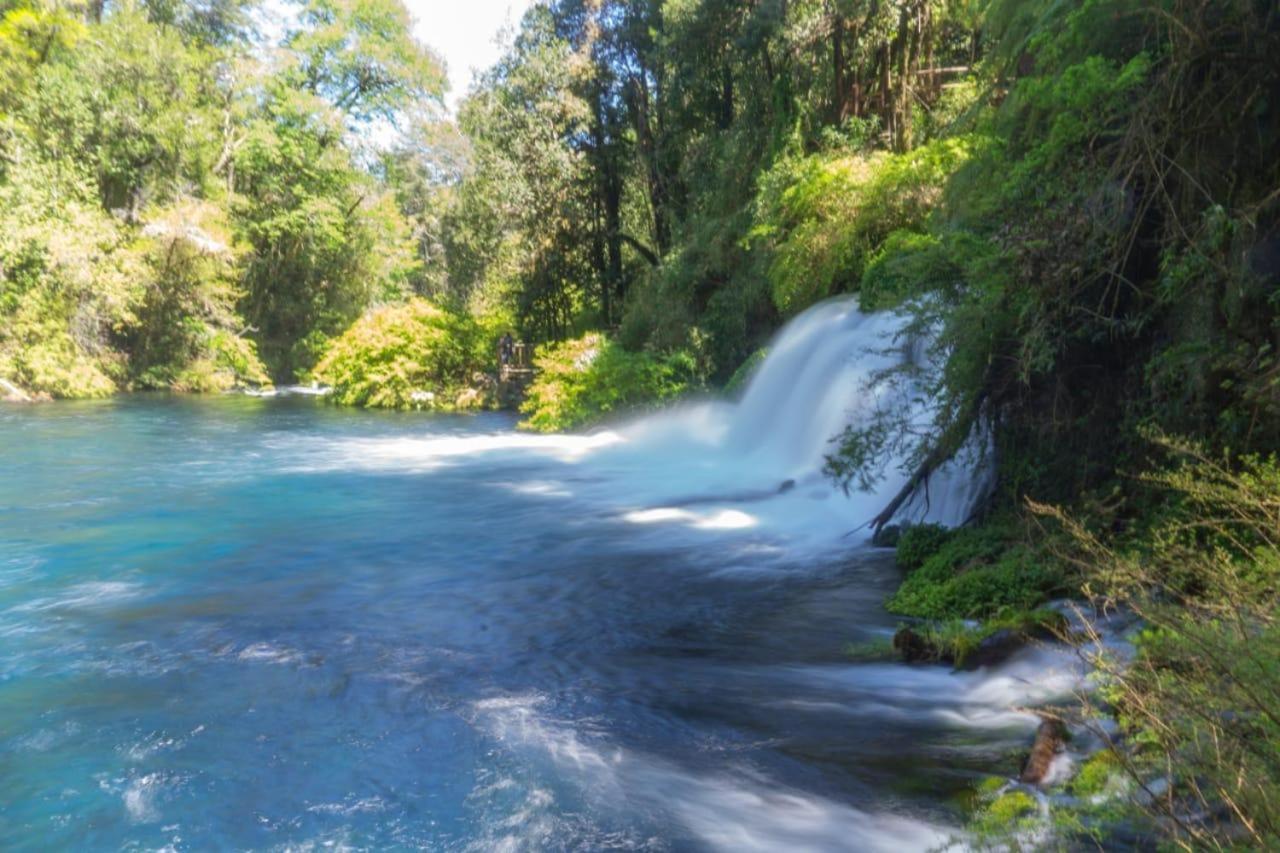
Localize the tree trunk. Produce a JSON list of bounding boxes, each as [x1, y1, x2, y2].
[[832, 13, 847, 121]]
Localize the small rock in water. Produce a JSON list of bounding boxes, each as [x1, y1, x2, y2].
[[892, 627, 933, 663], [958, 628, 1027, 670], [1021, 717, 1068, 787]]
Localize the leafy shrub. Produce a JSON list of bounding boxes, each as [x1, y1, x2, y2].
[[0, 163, 138, 398], [126, 202, 270, 392], [1038, 437, 1280, 848], [887, 524, 1066, 619], [313, 298, 490, 410], [0, 161, 271, 398], [894, 523, 954, 571], [519, 333, 700, 432]]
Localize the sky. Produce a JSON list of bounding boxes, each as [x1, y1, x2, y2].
[[403, 0, 538, 112]]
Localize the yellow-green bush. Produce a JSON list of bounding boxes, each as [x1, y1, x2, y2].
[[313, 298, 490, 410], [520, 333, 700, 432], [0, 167, 138, 398]]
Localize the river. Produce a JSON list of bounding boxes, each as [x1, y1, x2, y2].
[[0, 301, 1085, 850]]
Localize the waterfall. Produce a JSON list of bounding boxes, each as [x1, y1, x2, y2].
[[596, 296, 994, 545]]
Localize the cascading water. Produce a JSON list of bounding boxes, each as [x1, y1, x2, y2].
[[605, 296, 994, 539], [0, 298, 1090, 852], [290, 297, 993, 546]]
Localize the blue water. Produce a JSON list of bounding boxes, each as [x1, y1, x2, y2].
[[0, 396, 1045, 850]]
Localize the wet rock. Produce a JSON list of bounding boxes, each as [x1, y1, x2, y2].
[[455, 387, 483, 409], [958, 628, 1027, 670], [1021, 717, 1068, 787], [892, 627, 934, 663]]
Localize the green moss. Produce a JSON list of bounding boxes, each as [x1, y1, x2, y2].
[[970, 789, 1043, 840], [843, 638, 896, 662], [1070, 749, 1124, 798], [977, 776, 1009, 797]]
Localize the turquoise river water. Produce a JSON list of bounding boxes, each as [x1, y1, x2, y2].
[[1, 303, 1086, 850]]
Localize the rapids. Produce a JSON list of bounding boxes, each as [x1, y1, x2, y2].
[[0, 300, 1086, 850]]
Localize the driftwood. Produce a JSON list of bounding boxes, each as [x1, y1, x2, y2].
[[1021, 716, 1068, 786], [1, 377, 32, 402]]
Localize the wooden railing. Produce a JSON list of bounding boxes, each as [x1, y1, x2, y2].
[[499, 341, 535, 383]]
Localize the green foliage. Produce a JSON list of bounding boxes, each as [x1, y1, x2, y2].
[[0, 0, 439, 397], [1038, 437, 1280, 848], [0, 162, 135, 397], [286, 0, 445, 124], [752, 136, 979, 316], [313, 299, 490, 410], [971, 789, 1040, 838], [519, 334, 700, 432], [823, 0, 1280, 531], [234, 88, 420, 379], [887, 524, 1066, 620], [894, 523, 953, 572]]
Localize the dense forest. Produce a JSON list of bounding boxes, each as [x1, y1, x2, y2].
[[4, 0, 1280, 846]]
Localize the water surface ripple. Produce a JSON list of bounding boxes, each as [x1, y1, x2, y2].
[[0, 395, 1069, 850]]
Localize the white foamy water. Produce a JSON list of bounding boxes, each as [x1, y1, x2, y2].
[[469, 693, 958, 853]]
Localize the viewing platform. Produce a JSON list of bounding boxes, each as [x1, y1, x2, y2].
[[499, 341, 535, 383], [497, 341, 536, 408]]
